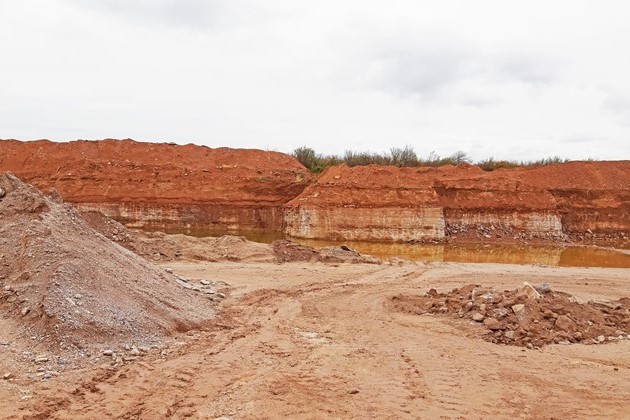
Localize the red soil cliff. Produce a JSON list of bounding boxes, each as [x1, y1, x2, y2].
[[0, 139, 311, 234], [1, 139, 628, 243], [284, 162, 630, 242]]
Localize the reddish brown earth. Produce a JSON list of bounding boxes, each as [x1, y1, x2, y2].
[[0, 139, 311, 234], [285, 162, 630, 243], [1, 175, 629, 418], [1, 139, 629, 244]]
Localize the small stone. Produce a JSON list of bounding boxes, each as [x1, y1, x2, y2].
[[504, 330, 515, 340], [21, 307, 30, 316], [129, 347, 141, 356], [520, 282, 542, 301], [493, 308, 509, 319], [596, 335, 606, 343], [472, 313, 485, 322], [348, 389, 359, 395], [34, 356, 49, 364], [511, 304, 526, 321], [216, 292, 226, 299], [3, 285, 11, 292], [165, 268, 173, 273], [555, 315, 577, 333], [2, 373, 13, 380], [483, 317, 505, 330], [200, 280, 210, 286], [103, 349, 114, 356]]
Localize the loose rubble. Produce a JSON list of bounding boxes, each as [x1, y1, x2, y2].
[[0, 172, 216, 362], [390, 283, 630, 347], [272, 240, 379, 264]]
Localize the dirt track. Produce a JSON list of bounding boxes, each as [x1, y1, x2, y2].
[[2, 261, 629, 419]]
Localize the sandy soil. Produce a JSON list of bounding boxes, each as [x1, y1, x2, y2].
[[1, 260, 628, 419]]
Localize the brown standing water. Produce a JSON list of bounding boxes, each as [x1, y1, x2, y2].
[[140, 227, 630, 268], [297, 239, 630, 268]]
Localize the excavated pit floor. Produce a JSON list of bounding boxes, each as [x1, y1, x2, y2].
[[1, 260, 629, 419]]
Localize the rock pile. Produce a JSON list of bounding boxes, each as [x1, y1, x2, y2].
[[390, 283, 629, 347], [272, 240, 379, 264], [0, 172, 215, 355]]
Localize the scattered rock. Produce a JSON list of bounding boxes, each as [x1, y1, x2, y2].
[[103, 350, 114, 356], [483, 317, 504, 330], [511, 304, 525, 321], [21, 307, 30, 316], [2, 373, 13, 380], [34, 356, 49, 364], [472, 313, 485, 322], [389, 283, 630, 348], [519, 282, 542, 301], [555, 315, 577, 333]]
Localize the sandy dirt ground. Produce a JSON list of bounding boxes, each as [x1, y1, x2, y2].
[[1, 261, 629, 419]]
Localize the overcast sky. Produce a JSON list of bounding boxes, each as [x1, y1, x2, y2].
[[1, 0, 629, 161]]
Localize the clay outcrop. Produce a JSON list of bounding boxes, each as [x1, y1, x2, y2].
[[284, 162, 630, 242], [0, 139, 311, 234], [1, 139, 628, 243]]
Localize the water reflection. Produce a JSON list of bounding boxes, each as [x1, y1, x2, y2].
[[295, 239, 630, 269], [138, 226, 630, 268]]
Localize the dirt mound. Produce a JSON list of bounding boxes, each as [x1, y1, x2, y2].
[[0, 172, 216, 354], [144, 233, 277, 263], [272, 240, 379, 264], [79, 210, 148, 254], [390, 283, 629, 348]]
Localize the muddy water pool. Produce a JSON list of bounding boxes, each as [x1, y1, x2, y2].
[[297, 239, 630, 268], [140, 227, 630, 268]]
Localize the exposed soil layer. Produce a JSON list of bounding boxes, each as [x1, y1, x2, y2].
[[0, 139, 310, 233], [2, 139, 629, 244], [285, 162, 630, 243], [82, 209, 379, 265], [390, 283, 630, 347], [0, 172, 216, 356]]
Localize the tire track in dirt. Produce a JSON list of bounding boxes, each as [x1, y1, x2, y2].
[[6, 262, 630, 419]]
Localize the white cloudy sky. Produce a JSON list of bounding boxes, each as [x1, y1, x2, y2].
[[1, 0, 629, 161]]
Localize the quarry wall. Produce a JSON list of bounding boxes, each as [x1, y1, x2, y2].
[[1, 139, 628, 243]]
